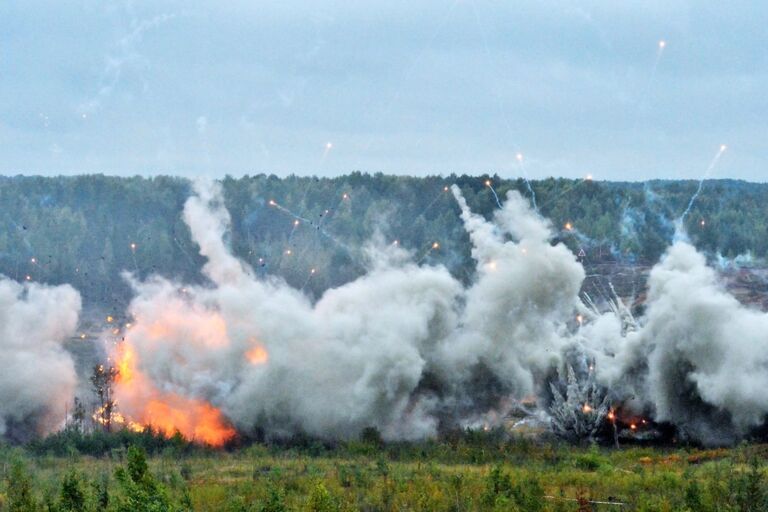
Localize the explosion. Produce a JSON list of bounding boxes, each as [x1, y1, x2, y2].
[[30, 178, 768, 448]]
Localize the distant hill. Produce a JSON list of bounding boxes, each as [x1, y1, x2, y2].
[[2, 173, 766, 311]]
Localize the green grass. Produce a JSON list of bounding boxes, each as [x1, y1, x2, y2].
[[2, 436, 768, 511]]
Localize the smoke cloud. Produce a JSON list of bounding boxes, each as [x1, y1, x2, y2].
[[105, 180, 768, 446], [0, 277, 81, 439]]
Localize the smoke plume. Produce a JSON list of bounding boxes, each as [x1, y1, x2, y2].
[[106, 180, 768, 446], [0, 277, 81, 439]]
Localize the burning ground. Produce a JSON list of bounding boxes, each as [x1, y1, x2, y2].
[[4, 180, 768, 447]]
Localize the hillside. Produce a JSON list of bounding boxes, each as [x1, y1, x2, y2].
[[1, 174, 767, 312]]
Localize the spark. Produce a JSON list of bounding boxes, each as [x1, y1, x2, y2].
[[516, 153, 523, 162], [268, 199, 276, 206], [576, 314, 584, 325], [432, 241, 440, 250], [293, 219, 300, 227], [564, 222, 573, 231], [658, 39, 666, 49], [443, 186, 449, 192], [700, 219, 706, 227], [25, 275, 31, 281], [106, 315, 114, 323], [130, 242, 137, 251], [607, 410, 615, 422], [630, 423, 637, 430], [392, 240, 399, 246], [582, 403, 593, 414], [30, 257, 37, 264], [342, 193, 349, 200], [284, 249, 292, 256], [80, 333, 86, 339], [585, 174, 593, 181]]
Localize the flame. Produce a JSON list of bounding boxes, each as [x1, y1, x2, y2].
[[112, 335, 236, 446], [142, 397, 236, 445], [246, 345, 269, 365]]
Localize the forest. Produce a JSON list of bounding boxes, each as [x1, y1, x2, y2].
[[1, 173, 766, 313]]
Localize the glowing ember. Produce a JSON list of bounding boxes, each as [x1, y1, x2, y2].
[[582, 403, 593, 413], [564, 222, 573, 231], [246, 345, 269, 366]]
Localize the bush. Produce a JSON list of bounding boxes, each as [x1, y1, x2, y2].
[[307, 482, 338, 512], [6, 459, 37, 512], [59, 470, 86, 511], [113, 445, 174, 512]]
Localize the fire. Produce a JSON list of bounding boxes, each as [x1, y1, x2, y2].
[[246, 345, 269, 365], [112, 335, 236, 447], [142, 397, 236, 446]]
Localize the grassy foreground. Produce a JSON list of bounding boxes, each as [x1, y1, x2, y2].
[[2, 431, 768, 511]]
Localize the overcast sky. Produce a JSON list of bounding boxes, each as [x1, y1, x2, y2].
[[1, 1, 766, 180]]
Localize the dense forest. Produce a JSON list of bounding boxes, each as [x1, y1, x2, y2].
[[1, 173, 766, 311]]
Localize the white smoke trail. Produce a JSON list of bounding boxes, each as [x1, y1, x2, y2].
[[680, 144, 727, 223]]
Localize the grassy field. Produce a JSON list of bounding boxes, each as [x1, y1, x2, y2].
[[2, 431, 768, 511]]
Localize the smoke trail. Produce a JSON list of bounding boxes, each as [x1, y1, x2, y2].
[[680, 144, 727, 222], [516, 154, 538, 211], [485, 180, 502, 208], [0, 277, 81, 439]]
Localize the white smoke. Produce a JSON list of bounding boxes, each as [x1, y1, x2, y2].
[[110, 180, 768, 446], [0, 277, 81, 438], [597, 241, 768, 444], [113, 182, 590, 441]]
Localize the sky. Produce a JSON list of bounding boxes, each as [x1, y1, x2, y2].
[[1, 1, 766, 181]]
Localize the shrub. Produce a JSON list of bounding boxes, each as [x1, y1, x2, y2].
[[59, 470, 86, 511], [6, 459, 37, 512]]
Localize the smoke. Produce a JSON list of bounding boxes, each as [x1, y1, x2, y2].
[[111, 182, 591, 441], [0, 277, 81, 439], [103, 180, 768, 446], [596, 241, 768, 444]]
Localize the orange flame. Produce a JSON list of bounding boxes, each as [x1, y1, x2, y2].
[[112, 338, 236, 446]]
